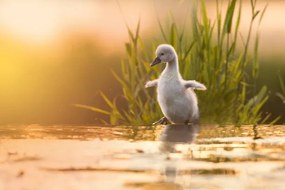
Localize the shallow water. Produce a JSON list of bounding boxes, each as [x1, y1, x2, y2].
[[1, 124, 285, 190]]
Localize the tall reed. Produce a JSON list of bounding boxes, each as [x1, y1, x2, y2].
[[276, 72, 285, 104], [77, 0, 272, 125]]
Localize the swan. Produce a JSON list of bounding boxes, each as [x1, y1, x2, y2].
[[145, 44, 206, 124]]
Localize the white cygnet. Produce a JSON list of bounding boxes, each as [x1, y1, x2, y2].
[[145, 44, 206, 124]]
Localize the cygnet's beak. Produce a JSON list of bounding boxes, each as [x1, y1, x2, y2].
[[150, 57, 161, 67]]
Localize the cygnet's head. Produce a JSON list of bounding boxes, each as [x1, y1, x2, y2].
[[151, 44, 177, 67]]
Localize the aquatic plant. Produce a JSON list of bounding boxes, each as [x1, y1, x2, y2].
[[77, 0, 271, 125]]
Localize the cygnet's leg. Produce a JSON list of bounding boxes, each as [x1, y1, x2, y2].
[[153, 117, 169, 125], [190, 116, 200, 125], [187, 114, 200, 125]]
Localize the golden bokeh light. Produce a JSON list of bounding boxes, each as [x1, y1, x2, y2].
[[0, 0, 284, 124]]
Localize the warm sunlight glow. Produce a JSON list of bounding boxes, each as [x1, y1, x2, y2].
[[0, 1, 109, 44], [0, 1, 61, 43], [0, 0, 284, 124]]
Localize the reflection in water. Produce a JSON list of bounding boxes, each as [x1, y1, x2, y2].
[[159, 124, 199, 143], [158, 124, 199, 186], [159, 124, 199, 153]]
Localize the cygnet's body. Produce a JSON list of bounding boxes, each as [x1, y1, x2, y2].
[[145, 44, 206, 124], [158, 63, 198, 123]]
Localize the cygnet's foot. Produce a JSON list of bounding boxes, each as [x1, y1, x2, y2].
[[153, 117, 169, 125], [185, 119, 199, 125]]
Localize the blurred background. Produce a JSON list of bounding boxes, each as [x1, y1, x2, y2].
[[0, 0, 284, 125]]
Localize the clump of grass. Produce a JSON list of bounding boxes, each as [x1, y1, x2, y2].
[[76, 21, 162, 125], [77, 0, 271, 125], [193, 0, 269, 125]]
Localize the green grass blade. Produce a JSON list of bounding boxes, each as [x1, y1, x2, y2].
[[223, 0, 237, 34], [74, 104, 111, 115]]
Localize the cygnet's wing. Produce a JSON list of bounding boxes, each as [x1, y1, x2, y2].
[[145, 79, 158, 88], [184, 80, 207, 90]]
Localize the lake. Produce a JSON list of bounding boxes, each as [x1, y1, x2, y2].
[[1, 124, 285, 190]]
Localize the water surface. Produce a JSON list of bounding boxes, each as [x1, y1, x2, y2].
[[1, 124, 285, 190]]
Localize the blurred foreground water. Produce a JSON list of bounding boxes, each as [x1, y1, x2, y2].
[[1, 125, 285, 190]]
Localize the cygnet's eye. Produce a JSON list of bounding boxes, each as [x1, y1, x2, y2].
[[160, 52, 164, 56]]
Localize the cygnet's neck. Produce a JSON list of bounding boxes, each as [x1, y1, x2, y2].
[[163, 56, 181, 79]]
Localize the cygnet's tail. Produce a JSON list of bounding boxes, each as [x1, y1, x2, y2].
[[184, 80, 207, 91]]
